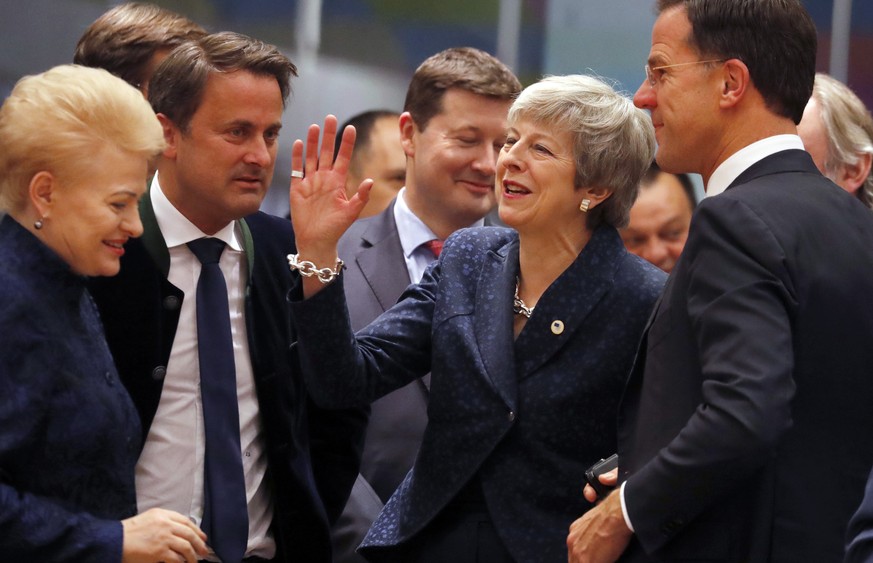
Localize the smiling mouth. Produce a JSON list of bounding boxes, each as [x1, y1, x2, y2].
[[503, 181, 530, 195]]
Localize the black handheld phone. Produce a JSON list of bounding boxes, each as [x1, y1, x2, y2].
[[584, 453, 619, 499]]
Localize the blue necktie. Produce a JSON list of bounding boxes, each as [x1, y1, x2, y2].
[[188, 238, 248, 563]]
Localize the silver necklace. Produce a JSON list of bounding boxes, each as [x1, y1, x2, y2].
[[513, 277, 534, 318]]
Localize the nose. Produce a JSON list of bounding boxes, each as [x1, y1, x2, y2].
[[124, 208, 144, 238], [640, 239, 669, 271], [244, 136, 273, 168], [471, 143, 499, 176], [633, 79, 656, 110], [498, 142, 523, 172]]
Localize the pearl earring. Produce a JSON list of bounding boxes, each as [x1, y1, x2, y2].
[[34, 218, 44, 230]]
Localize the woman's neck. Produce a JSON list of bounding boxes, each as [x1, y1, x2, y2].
[[516, 226, 592, 307]]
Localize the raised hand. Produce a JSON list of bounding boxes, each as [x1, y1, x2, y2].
[[289, 114, 373, 265]]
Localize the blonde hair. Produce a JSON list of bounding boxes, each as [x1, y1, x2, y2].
[[0, 64, 165, 212], [509, 74, 656, 229]]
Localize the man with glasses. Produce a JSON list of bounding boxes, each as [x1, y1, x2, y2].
[[567, 1, 873, 562]]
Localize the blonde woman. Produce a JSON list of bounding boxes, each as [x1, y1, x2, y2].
[[0, 65, 206, 562]]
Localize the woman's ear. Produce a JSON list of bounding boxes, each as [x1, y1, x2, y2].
[[580, 185, 613, 211], [28, 171, 56, 218]]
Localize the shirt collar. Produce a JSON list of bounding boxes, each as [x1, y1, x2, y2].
[[706, 134, 805, 197], [393, 188, 440, 259], [392, 187, 486, 258], [150, 173, 242, 251]]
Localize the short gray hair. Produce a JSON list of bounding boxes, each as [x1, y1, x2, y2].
[[508, 74, 656, 228], [812, 73, 873, 210]]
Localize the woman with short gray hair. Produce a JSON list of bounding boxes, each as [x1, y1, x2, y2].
[[288, 74, 665, 562]]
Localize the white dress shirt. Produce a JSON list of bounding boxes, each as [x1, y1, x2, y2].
[[393, 187, 485, 283], [135, 174, 275, 560], [705, 135, 805, 197]]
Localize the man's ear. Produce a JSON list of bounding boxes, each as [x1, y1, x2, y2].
[[837, 152, 873, 195], [28, 171, 56, 219], [399, 112, 417, 159], [719, 58, 750, 110], [157, 113, 180, 159]]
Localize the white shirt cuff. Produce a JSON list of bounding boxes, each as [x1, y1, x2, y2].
[[619, 481, 635, 532]]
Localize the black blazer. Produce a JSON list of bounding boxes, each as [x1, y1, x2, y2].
[[617, 150, 873, 562], [88, 195, 366, 562]]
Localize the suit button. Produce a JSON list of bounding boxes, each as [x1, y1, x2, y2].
[[162, 295, 180, 310], [551, 320, 564, 335], [151, 366, 167, 380], [508, 411, 516, 422]]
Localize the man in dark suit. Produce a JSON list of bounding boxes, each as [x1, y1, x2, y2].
[[567, 1, 873, 562], [89, 32, 365, 563], [330, 47, 522, 562]]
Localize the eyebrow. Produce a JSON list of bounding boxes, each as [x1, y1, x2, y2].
[[221, 119, 283, 130]]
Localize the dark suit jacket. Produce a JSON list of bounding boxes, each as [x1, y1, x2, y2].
[[292, 226, 665, 562], [846, 465, 873, 562], [88, 195, 366, 563], [617, 150, 873, 562]]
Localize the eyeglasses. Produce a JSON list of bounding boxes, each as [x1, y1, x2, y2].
[[644, 59, 726, 88]]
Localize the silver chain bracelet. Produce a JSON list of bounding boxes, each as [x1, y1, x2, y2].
[[287, 253, 344, 284]]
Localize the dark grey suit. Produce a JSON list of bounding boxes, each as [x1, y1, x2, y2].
[[617, 150, 873, 562], [331, 202, 431, 563]]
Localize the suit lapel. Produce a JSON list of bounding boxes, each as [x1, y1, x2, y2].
[[139, 191, 171, 277], [514, 227, 620, 379], [728, 149, 820, 190], [239, 218, 255, 280], [356, 207, 412, 312], [474, 238, 519, 411]]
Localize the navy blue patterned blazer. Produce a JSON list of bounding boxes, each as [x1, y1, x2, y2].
[[291, 225, 665, 562]]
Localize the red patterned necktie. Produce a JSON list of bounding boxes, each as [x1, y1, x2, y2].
[[423, 239, 443, 258]]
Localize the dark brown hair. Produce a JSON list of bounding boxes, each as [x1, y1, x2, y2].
[[403, 47, 521, 131], [657, 0, 816, 124], [74, 2, 206, 89], [334, 109, 400, 159], [148, 31, 297, 132], [641, 161, 697, 211]]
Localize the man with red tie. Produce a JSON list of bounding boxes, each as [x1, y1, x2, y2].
[[330, 47, 521, 562]]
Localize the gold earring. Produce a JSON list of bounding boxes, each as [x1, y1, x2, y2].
[[579, 198, 591, 213]]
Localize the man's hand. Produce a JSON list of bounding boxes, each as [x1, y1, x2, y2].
[[121, 507, 208, 563], [567, 488, 632, 563], [584, 467, 618, 504]]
